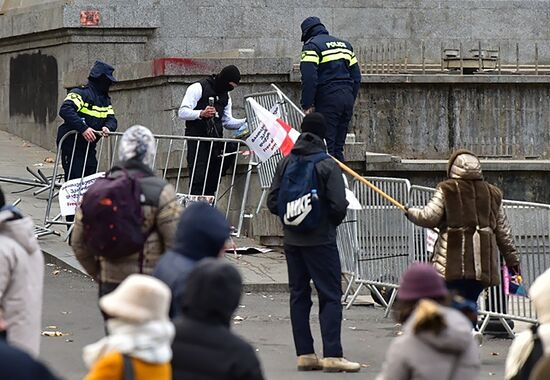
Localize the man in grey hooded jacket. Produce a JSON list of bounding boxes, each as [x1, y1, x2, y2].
[[0, 187, 44, 357]]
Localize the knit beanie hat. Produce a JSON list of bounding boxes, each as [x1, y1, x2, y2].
[[301, 112, 327, 139], [398, 263, 449, 301], [173, 202, 231, 261], [0, 186, 4, 209], [118, 125, 156, 168], [529, 267, 550, 324]]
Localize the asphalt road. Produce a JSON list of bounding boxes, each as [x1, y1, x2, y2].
[[40, 264, 511, 380]]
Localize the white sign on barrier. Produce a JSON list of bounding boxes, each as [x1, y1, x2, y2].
[[425, 228, 439, 254], [58, 172, 105, 216]]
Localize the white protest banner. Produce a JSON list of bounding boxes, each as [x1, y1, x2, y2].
[[58, 172, 105, 216], [246, 103, 281, 162], [246, 99, 300, 161]]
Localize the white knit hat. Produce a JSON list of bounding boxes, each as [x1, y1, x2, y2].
[[529, 267, 550, 324], [99, 274, 171, 323]]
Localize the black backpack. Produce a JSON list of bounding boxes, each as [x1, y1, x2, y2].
[[511, 324, 544, 380], [276, 152, 328, 232]]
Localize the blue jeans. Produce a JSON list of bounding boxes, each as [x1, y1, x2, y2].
[[285, 242, 343, 358]]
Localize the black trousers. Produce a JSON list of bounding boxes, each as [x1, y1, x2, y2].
[[285, 242, 343, 358], [187, 140, 222, 196], [99, 282, 120, 334], [186, 140, 237, 196], [315, 87, 355, 162]]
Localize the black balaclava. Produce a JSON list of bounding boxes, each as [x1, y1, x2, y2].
[[214, 65, 241, 93]]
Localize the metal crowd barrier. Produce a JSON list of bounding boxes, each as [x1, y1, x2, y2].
[[243, 84, 304, 213], [346, 177, 413, 315], [337, 211, 359, 304], [43, 130, 256, 238], [477, 199, 550, 335], [350, 179, 550, 335]]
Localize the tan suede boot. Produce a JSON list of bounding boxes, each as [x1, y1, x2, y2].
[[297, 354, 322, 371], [321, 357, 361, 373]]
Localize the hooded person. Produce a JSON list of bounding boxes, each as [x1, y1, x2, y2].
[[505, 267, 550, 380], [57, 60, 118, 182], [299, 17, 361, 161], [171, 259, 265, 380], [0, 186, 44, 357], [72, 125, 180, 314], [153, 202, 231, 319], [376, 263, 481, 380], [178, 65, 247, 195], [406, 150, 520, 317], [267, 113, 359, 373], [83, 274, 175, 380]]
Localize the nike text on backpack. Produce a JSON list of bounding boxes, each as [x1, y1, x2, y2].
[[80, 169, 149, 264], [277, 152, 327, 232]]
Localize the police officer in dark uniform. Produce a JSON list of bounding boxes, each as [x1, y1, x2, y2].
[[299, 17, 361, 162], [178, 65, 246, 196], [57, 61, 118, 181]]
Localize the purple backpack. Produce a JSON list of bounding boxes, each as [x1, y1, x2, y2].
[[80, 169, 148, 261]]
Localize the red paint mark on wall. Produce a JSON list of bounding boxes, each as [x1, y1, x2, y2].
[[80, 11, 100, 26], [152, 58, 212, 76]]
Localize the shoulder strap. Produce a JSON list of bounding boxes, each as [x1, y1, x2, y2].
[[122, 354, 134, 380]]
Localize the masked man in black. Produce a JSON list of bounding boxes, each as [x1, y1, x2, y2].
[[178, 65, 246, 196]]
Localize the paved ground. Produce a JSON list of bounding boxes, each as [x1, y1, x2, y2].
[[41, 264, 511, 380]]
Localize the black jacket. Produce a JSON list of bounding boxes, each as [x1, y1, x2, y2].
[[267, 132, 348, 246], [0, 340, 59, 380], [300, 22, 361, 109], [171, 260, 264, 380]]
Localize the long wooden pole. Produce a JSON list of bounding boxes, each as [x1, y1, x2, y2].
[[331, 156, 407, 213]]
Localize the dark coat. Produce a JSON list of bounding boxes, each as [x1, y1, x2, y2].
[[154, 202, 230, 318], [171, 260, 264, 380], [0, 340, 59, 380], [267, 132, 348, 246], [299, 19, 361, 109]]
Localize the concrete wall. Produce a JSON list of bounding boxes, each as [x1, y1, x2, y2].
[[147, 0, 550, 64]]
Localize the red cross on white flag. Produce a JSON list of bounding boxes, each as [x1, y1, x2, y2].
[[246, 98, 300, 157]]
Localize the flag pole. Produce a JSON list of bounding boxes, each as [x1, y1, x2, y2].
[[330, 156, 407, 213]]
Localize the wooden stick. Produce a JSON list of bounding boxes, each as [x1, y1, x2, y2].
[[331, 156, 407, 212]]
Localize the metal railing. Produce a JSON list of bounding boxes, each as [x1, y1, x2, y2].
[[347, 179, 550, 335], [43, 130, 256, 238]]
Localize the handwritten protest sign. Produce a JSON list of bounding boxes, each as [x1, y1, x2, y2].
[[58, 172, 105, 216], [425, 228, 439, 254], [246, 104, 282, 162]]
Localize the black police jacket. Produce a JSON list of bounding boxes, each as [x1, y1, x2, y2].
[[57, 81, 117, 146], [300, 25, 361, 109]]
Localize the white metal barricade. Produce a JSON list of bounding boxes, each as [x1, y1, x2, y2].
[[346, 177, 413, 315], [43, 130, 256, 238]]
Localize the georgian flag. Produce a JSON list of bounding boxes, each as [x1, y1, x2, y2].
[[246, 98, 300, 157]]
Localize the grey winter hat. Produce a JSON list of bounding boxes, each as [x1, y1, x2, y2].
[[118, 125, 156, 168]]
